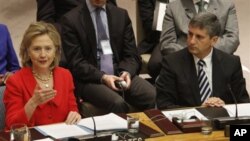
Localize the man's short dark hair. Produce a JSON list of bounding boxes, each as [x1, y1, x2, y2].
[[189, 12, 221, 37]]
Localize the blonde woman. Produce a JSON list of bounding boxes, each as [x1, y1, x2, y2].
[[4, 22, 81, 130]]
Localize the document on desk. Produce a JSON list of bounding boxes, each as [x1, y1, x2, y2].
[[78, 113, 127, 131], [162, 108, 207, 121], [223, 103, 250, 117], [35, 123, 93, 139], [35, 113, 127, 139]]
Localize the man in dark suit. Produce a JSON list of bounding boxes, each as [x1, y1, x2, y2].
[[61, 0, 156, 113], [36, 0, 117, 32], [156, 12, 249, 110], [36, 0, 117, 68], [160, 0, 239, 56]]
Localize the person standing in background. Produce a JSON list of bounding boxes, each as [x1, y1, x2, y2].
[[138, 0, 162, 81], [4, 22, 81, 130], [0, 24, 20, 86], [160, 0, 239, 56]]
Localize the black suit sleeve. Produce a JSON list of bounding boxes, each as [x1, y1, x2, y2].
[[156, 56, 181, 109], [36, 0, 56, 23], [230, 56, 250, 103]]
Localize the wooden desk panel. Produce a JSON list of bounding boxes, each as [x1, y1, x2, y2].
[[129, 112, 229, 141]]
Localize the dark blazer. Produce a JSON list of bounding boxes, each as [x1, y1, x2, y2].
[[156, 48, 249, 109], [36, 0, 117, 31], [61, 2, 141, 84], [160, 0, 239, 55], [138, 0, 161, 54]]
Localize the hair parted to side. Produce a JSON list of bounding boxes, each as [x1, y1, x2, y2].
[[19, 21, 61, 69], [189, 12, 221, 37]]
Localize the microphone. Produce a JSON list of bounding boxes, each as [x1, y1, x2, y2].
[[228, 84, 238, 119], [78, 99, 97, 139], [213, 84, 250, 129]]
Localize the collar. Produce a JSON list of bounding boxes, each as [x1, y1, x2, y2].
[[86, 0, 106, 13], [193, 0, 210, 4], [193, 48, 213, 66]]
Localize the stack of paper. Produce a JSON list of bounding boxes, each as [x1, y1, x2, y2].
[[35, 113, 127, 139]]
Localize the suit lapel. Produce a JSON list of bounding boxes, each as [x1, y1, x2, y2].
[[105, 5, 119, 61], [22, 67, 36, 98], [81, 1, 97, 60], [182, 49, 201, 105], [51, 68, 62, 107], [182, 0, 196, 19]]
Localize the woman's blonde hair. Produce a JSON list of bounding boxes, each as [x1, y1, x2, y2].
[[19, 21, 61, 69]]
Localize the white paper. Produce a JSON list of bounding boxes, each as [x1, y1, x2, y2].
[[162, 108, 207, 122], [156, 2, 167, 31], [78, 113, 127, 131], [35, 123, 93, 139], [223, 103, 250, 117], [33, 138, 54, 141]]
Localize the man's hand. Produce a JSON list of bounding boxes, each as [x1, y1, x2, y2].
[[119, 71, 131, 90], [202, 97, 225, 107], [101, 74, 122, 91]]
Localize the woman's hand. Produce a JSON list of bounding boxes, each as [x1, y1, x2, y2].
[[31, 84, 57, 106], [65, 111, 81, 124]]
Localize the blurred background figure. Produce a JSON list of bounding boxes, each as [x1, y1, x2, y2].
[[138, 0, 161, 82], [0, 23, 20, 130]]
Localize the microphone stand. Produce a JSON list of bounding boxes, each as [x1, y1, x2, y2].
[[213, 84, 250, 129]]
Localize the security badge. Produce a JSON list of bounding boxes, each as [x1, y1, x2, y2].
[[100, 40, 113, 55]]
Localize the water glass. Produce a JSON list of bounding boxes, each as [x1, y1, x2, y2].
[[127, 115, 139, 133], [11, 123, 31, 141], [201, 118, 213, 135]]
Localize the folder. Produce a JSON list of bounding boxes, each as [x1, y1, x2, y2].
[[144, 109, 182, 134]]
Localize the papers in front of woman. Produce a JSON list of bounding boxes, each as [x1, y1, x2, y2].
[[35, 113, 127, 139]]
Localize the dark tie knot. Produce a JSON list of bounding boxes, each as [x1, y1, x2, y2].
[[198, 60, 206, 67], [95, 7, 104, 14]]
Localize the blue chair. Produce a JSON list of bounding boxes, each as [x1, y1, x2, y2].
[[0, 86, 5, 130]]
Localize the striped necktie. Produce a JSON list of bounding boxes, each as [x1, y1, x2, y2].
[[95, 8, 114, 75], [198, 60, 212, 103]]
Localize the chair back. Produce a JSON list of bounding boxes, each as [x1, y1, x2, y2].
[[0, 86, 6, 130]]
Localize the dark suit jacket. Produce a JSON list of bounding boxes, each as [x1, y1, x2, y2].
[[61, 2, 141, 84], [36, 0, 117, 32], [4, 67, 78, 130], [160, 0, 239, 55], [138, 0, 161, 54], [156, 48, 249, 109]]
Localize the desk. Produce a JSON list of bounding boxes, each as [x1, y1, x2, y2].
[[0, 112, 229, 141], [130, 112, 229, 141]]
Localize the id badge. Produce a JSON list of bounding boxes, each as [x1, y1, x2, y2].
[[100, 40, 113, 55]]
